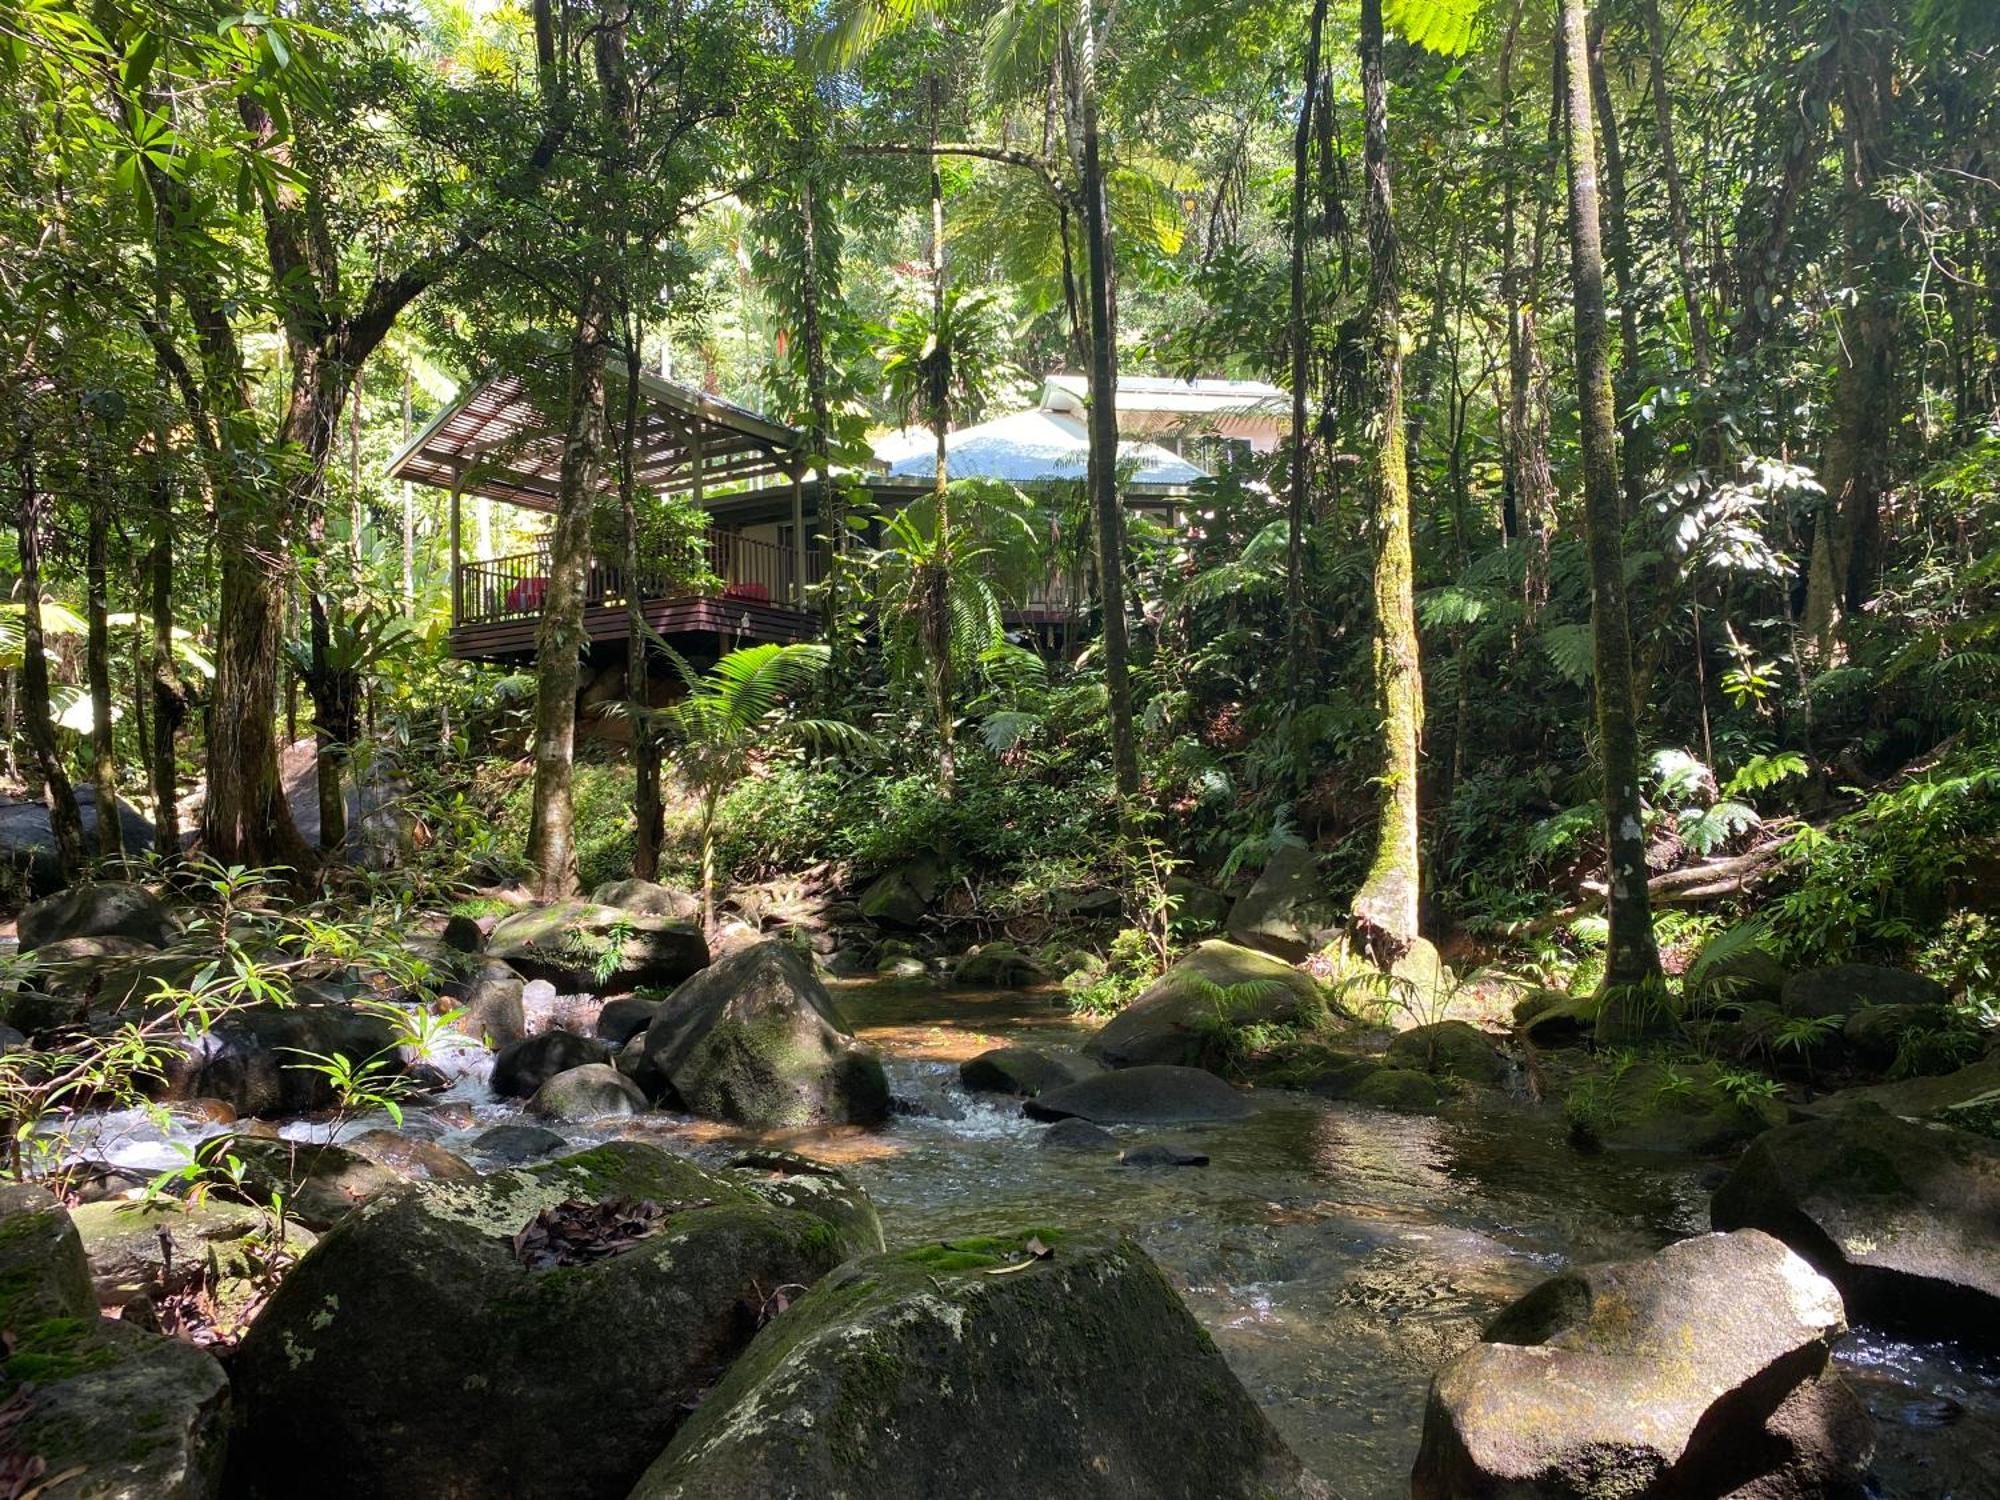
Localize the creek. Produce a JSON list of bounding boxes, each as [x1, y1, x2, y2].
[[60, 978, 2000, 1498]]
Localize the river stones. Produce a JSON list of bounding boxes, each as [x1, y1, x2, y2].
[[0, 1183, 230, 1500], [491, 1030, 612, 1099], [952, 942, 1049, 987], [227, 1142, 862, 1500], [1412, 1229, 1870, 1500], [1025, 1064, 1252, 1124], [18, 879, 175, 952], [488, 899, 709, 992], [1710, 1107, 2000, 1336], [642, 941, 889, 1128], [959, 1045, 1088, 1098], [465, 1123, 568, 1165], [1039, 1118, 1119, 1152], [530, 1062, 649, 1121], [627, 1230, 1330, 1500], [1086, 940, 1324, 1070]]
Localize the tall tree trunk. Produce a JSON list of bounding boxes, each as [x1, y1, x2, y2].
[[14, 444, 86, 878], [1802, 4, 1898, 664], [1639, 0, 1712, 381], [527, 298, 610, 901], [1560, 0, 1661, 989], [149, 363, 184, 856], [402, 367, 416, 604], [1501, 3, 1559, 618], [1078, 0, 1139, 803], [797, 158, 842, 683], [619, 341, 661, 880], [84, 439, 123, 859], [1286, 0, 1329, 683], [924, 73, 956, 796], [1348, 0, 1423, 957], [1587, 15, 1647, 517]]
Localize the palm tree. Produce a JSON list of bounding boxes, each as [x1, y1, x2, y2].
[[646, 642, 872, 926]]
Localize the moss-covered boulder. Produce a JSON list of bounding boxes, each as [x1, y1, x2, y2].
[[1804, 1057, 2000, 1125], [959, 1046, 1090, 1098], [1684, 943, 1790, 1014], [642, 941, 889, 1128], [1386, 1020, 1507, 1084], [227, 1142, 861, 1500], [1513, 989, 1594, 1049], [1, 1183, 230, 1500], [489, 899, 709, 992], [1086, 940, 1323, 1070], [70, 1196, 316, 1334], [1781, 964, 1947, 1020], [589, 877, 700, 922], [855, 856, 944, 928], [952, 942, 1049, 987], [1413, 1229, 1870, 1500], [1566, 1057, 1786, 1155], [1163, 874, 1230, 931], [628, 1230, 1329, 1500], [1711, 1108, 2000, 1335], [1023, 1064, 1252, 1124], [1224, 844, 1341, 962], [725, 1151, 885, 1258], [1345, 1065, 1448, 1114], [18, 879, 175, 952], [201, 1135, 409, 1232], [530, 1062, 649, 1121]]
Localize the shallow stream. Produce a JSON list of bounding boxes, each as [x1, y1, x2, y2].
[[63, 979, 2000, 1498]]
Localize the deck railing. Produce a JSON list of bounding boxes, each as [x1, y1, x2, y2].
[[455, 528, 827, 626]]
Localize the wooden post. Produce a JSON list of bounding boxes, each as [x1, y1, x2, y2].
[[789, 464, 807, 609], [448, 466, 464, 626]]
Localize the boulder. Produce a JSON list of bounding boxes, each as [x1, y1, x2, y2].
[[856, 855, 945, 928], [952, 942, 1049, 987], [1593, 980, 1679, 1047], [627, 1231, 1329, 1500], [1840, 1002, 1949, 1071], [488, 899, 709, 993], [1780, 964, 1947, 1021], [1711, 1108, 2000, 1335], [1224, 844, 1340, 961], [440, 913, 486, 953], [726, 1150, 885, 1258], [18, 879, 174, 952], [157, 1002, 402, 1118], [1567, 1057, 1786, 1155], [202, 1135, 406, 1231], [1514, 989, 1593, 1049], [465, 1123, 568, 1165], [642, 941, 890, 1128], [1163, 874, 1230, 931], [1345, 1066, 1447, 1114], [1051, 886, 1123, 917], [595, 995, 661, 1048], [959, 1046, 1089, 1098], [1386, 1020, 1508, 1084], [443, 959, 527, 1048], [1412, 1229, 1869, 1500], [1805, 1057, 2000, 1124], [490, 1030, 612, 1100], [226, 1142, 858, 1500], [70, 1196, 317, 1330], [530, 1063, 650, 1122], [1039, 1118, 1119, 1153], [590, 877, 700, 922], [0, 788, 154, 896], [1086, 940, 1323, 1070], [344, 1129, 476, 1182], [0, 1182, 229, 1500], [1024, 1064, 1252, 1124], [1685, 943, 1790, 1013]]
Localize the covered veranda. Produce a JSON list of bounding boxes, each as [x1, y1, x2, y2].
[[388, 361, 824, 662]]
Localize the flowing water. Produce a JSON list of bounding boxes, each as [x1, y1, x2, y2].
[[62, 978, 2000, 1498]]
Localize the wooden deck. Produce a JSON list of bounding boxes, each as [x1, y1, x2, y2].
[[449, 593, 817, 662]]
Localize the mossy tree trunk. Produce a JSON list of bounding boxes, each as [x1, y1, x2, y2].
[[1349, 0, 1423, 958], [83, 422, 123, 859], [12, 440, 86, 879], [1559, 0, 1662, 989], [1285, 0, 1329, 685]]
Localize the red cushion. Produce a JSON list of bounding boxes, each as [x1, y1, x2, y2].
[[723, 581, 770, 604], [505, 576, 549, 613]]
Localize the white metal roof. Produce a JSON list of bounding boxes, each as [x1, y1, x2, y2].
[[872, 407, 1207, 488], [1040, 373, 1287, 419]]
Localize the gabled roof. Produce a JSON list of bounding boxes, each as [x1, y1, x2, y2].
[[1041, 373, 1287, 420], [872, 407, 1207, 490], [387, 360, 805, 513]]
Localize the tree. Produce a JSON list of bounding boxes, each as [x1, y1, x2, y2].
[[1348, 0, 1425, 957], [1558, 0, 1661, 989]]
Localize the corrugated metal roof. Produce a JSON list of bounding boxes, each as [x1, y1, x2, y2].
[[1041, 373, 1286, 418], [873, 408, 1208, 488]]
